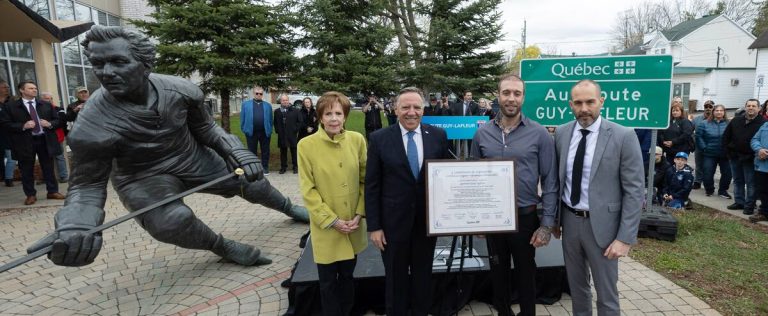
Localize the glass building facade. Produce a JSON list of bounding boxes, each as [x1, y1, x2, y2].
[[0, 0, 122, 104]]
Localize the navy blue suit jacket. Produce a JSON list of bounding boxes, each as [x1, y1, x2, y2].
[[365, 123, 451, 242]]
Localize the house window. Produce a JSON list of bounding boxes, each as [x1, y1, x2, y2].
[[61, 38, 81, 64], [75, 3, 92, 22], [7, 42, 33, 59], [661, 48, 666, 54], [0, 40, 36, 97], [11, 60, 37, 87], [2, 0, 122, 102], [108, 14, 121, 26], [55, 0, 75, 20], [0, 62, 9, 83], [65, 65, 85, 96], [24, 0, 50, 19], [97, 11, 107, 25]]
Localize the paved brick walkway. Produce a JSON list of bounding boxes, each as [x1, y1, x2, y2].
[[0, 173, 723, 315]]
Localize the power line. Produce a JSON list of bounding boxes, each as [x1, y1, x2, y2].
[[499, 37, 613, 44]]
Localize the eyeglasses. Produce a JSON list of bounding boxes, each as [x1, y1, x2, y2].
[[254, 92, 263, 95]]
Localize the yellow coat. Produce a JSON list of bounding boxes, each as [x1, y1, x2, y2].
[[298, 130, 367, 264]]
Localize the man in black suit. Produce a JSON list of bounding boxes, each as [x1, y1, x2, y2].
[[366, 87, 451, 316], [450, 90, 480, 116], [273, 94, 303, 174], [0, 80, 65, 204]]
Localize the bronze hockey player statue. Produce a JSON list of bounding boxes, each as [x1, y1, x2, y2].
[[27, 25, 308, 267]]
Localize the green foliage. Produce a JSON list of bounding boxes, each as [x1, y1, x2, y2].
[[754, 1, 768, 37], [297, 0, 400, 96], [133, 0, 298, 132], [394, 0, 506, 95], [709, 1, 726, 16]]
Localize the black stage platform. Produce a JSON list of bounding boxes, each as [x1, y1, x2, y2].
[[284, 235, 568, 316]]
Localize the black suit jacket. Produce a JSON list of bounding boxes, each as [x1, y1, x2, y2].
[[0, 99, 62, 160], [450, 100, 480, 116], [273, 106, 303, 148], [365, 123, 451, 242]]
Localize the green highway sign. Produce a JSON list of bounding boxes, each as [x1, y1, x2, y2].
[[520, 55, 673, 129]]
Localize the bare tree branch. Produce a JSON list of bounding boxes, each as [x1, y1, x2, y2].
[[610, 0, 758, 51]]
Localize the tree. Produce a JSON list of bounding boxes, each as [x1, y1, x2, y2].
[[711, 0, 759, 30], [610, 0, 704, 51], [505, 45, 541, 75], [385, 0, 506, 96], [710, 0, 727, 15], [133, 0, 298, 132], [610, 0, 758, 51], [753, 0, 768, 36], [296, 0, 400, 97]]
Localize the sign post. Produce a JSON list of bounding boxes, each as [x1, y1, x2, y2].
[[520, 55, 673, 129]]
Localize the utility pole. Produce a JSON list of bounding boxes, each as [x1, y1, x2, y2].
[[521, 19, 527, 58], [624, 11, 630, 49], [716, 47, 722, 68]]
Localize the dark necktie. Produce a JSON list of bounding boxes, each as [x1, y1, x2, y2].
[[570, 129, 590, 206], [407, 131, 419, 179], [27, 101, 43, 134]]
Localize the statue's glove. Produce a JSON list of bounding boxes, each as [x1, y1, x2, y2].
[[227, 148, 264, 182], [27, 224, 102, 267]]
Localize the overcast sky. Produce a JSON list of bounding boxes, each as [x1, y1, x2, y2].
[[494, 0, 717, 56]]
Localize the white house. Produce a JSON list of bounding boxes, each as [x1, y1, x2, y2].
[[749, 32, 768, 102], [621, 15, 757, 110]]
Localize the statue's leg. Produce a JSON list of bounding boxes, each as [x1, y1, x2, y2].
[[240, 178, 309, 223], [204, 172, 310, 223], [117, 175, 271, 265]]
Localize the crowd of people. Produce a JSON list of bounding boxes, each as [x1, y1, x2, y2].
[[0, 79, 90, 205], [293, 82, 768, 315], [4, 71, 768, 315], [238, 87, 499, 179], [292, 76, 644, 316], [3, 25, 768, 316], [649, 96, 768, 223]]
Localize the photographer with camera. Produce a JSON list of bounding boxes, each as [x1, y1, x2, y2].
[[363, 92, 383, 139]]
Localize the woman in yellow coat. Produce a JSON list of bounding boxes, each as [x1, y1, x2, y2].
[[297, 91, 367, 316]]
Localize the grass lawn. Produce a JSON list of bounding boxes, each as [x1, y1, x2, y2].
[[631, 205, 768, 315], [222, 109, 388, 171]]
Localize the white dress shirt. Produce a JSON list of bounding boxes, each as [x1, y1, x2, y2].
[[563, 116, 602, 210], [21, 98, 36, 114], [21, 98, 44, 135], [399, 123, 423, 169]]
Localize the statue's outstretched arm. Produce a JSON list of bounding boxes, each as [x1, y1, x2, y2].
[[26, 148, 111, 266], [187, 94, 263, 182]]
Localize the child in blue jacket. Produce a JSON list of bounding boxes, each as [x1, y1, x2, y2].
[[663, 152, 694, 209]]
